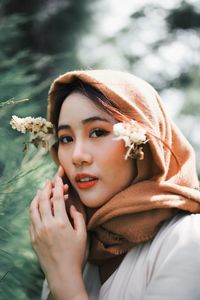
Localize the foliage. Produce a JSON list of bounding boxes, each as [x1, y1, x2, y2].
[[0, 148, 56, 300], [167, 1, 200, 30]]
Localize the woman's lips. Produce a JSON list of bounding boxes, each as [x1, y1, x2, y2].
[[75, 173, 98, 190], [76, 178, 98, 189]]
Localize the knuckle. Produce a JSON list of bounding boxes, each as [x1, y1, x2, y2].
[[53, 193, 62, 202], [34, 224, 53, 242], [31, 236, 37, 247], [56, 219, 66, 229], [42, 222, 53, 233]]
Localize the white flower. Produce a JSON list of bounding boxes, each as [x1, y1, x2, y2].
[[10, 115, 53, 134], [10, 115, 56, 151], [113, 120, 148, 160]]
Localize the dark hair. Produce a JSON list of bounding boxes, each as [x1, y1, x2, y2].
[[50, 79, 129, 128]]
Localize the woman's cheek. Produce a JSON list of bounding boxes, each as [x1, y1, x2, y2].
[[58, 148, 71, 177], [106, 140, 126, 160]]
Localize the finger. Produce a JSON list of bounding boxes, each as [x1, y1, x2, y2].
[[52, 166, 65, 187], [52, 176, 69, 221], [29, 223, 35, 245], [50, 184, 68, 209], [29, 192, 41, 228], [57, 165, 65, 177], [70, 205, 86, 238], [52, 184, 68, 196], [64, 184, 69, 193], [64, 194, 69, 201], [63, 184, 69, 203], [38, 181, 53, 221]]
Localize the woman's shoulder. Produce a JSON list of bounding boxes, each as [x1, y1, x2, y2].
[[153, 212, 200, 249], [141, 213, 200, 296], [120, 213, 200, 299], [109, 213, 200, 281], [146, 213, 200, 266]]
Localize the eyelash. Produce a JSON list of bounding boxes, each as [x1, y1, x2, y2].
[[58, 128, 110, 144], [90, 128, 109, 138]]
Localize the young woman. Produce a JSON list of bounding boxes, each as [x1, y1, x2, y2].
[[29, 70, 200, 300]]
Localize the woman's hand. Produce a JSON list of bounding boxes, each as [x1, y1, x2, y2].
[[29, 166, 88, 299]]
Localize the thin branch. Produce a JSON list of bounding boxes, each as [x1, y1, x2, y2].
[[0, 98, 29, 108]]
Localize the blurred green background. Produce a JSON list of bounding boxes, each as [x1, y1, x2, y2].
[[0, 0, 199, 299]]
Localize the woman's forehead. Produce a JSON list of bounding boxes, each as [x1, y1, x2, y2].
[[58, 91, 116, 125]]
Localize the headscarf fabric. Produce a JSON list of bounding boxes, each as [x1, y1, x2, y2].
[[47, 70, 200, 265]]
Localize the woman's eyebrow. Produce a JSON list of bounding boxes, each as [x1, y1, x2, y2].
[[82, 116, 110, 124], [57, 116, 110, 133]]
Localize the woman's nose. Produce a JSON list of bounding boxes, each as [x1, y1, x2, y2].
[[72, 141, 93, 167]]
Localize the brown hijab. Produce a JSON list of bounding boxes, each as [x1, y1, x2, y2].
[[47, 70, 200, 267]]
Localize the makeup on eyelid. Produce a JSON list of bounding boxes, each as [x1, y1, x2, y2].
[[58, 127, 110, 144]]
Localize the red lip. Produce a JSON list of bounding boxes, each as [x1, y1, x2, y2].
[[75, 173, 98, 190], [75, 173, 98, 181]]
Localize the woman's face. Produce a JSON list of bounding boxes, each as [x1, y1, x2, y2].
[[57, 92, 137, 208]]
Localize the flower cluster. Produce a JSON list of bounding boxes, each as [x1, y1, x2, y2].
[[113, 120, 148, 160], [10, 115, 56, 151]]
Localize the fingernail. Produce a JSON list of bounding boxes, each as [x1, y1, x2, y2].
[[64, 194, 69, 200]]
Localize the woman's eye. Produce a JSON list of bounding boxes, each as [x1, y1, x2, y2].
[[90, 129, 109, 138], [58, 136, 73, 144]]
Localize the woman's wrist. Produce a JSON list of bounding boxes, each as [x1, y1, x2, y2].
[[47, 267, 88, 300]]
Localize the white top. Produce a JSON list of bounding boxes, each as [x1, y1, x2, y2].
[[41, 213, 200, 300]]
